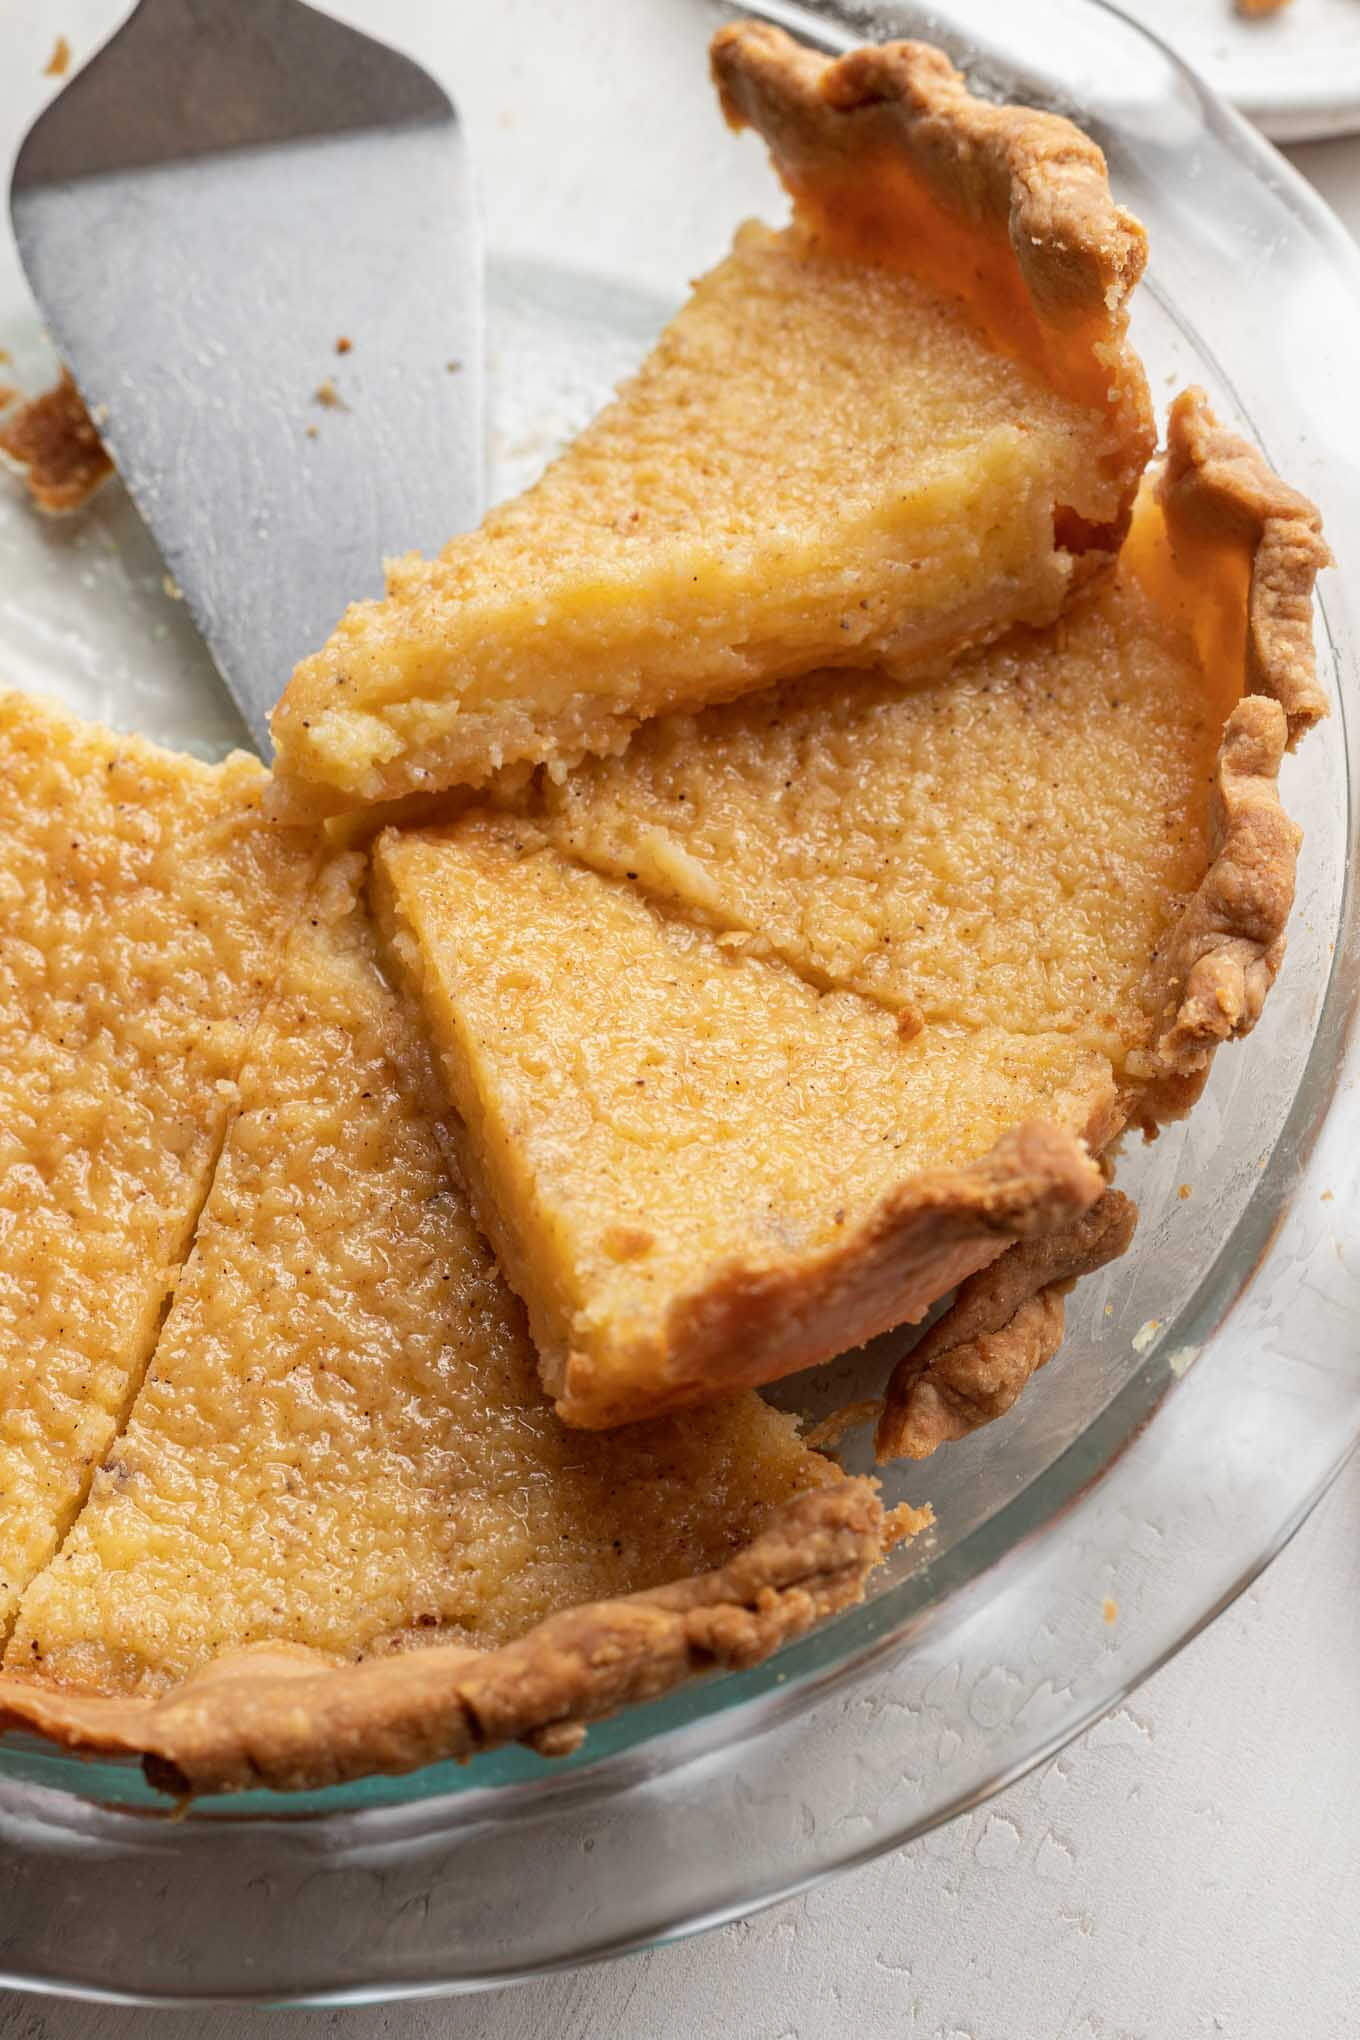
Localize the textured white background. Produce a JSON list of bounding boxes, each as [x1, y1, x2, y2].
[[0, 52, 1357, 2040]]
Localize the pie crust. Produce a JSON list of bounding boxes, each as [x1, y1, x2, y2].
[[0, 369, 112, 514], [711, 21, 1150, 424], [876, 389, 1330, 1456], [877, 1189, 1138, 1460], [0, 1480, 899, 1797]]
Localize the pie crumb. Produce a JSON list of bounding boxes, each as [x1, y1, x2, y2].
[[1103, 1597, 1118, 1624], [335, 337, 353, 355], [44, 34, 71, 77], [0, 369, 113, 513], [885, 1500, 933, 1547], [805, 1398, 880, 1452], [314, 378, 347, 411]]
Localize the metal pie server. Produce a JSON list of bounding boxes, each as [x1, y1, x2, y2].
[[9, 0, 483, 753]]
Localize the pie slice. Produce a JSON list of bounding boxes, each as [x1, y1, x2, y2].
[[377, 391, 1327, 1438], [0, 853, 895, 1793], [269, 21, 1152, 816], [374, 812, 1110, 1429], [0, 692, 316, 1634]]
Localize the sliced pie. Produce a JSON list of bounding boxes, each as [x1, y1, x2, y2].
[[378, 392, 1328, 1438], [0, 691, 315, 1633], [270, 22, 1152, 816], [0, 852, 896, 1794]]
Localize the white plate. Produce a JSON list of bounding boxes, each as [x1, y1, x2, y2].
[[1121, 0, 1360, 139]]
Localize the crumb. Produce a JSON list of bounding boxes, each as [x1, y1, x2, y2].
[[805, 1397, 880, 1453], [445, 359, 462, 374], [0, 386, 15, 412], [0, 346, 11, 366], [161, 573, 183, 601], [304, 424, 319, 440], [0, 368, 113, 513], [44, 34, 71, 77], [313, 377, 347, 411], [1178, 1183, 1192, 1200], [885, 1499, 933, 1548], [335, 336, 352, 355], [1131, 1317, 1161, 1354], [1321, 1189, 1334, 1202], [1103, 1597, 1118, 1624]]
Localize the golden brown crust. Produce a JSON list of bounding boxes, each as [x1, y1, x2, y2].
[[1132, 696, 1299, 1123], [711, 20, 1152, 441], [555, 1120, 1109, 1429], [0, 369, 112, 513], [1126, 391, 1328, 1128], [875, 1189, 1137, 1460], [0, 1481, 897, 1796], [1159, 388, 1330, 743]]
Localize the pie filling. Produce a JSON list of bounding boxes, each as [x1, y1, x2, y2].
[[0, 692, 316, 1634]]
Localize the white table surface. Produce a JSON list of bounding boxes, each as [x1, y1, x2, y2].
[[1, 113, 1357, 2040]]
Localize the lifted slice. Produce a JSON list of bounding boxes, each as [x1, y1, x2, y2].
[[271, 21, 1151, 816]]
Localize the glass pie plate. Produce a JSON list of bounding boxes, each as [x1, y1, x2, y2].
[[0, 0, 1357, 2007]]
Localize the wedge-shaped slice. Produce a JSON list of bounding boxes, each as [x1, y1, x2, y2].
[[375, 814, 1108, 1428], [271, 21, 1152, 815], [0, 692, 315, 1634], [0, 857, 891, 1794], [543, 389, 1329, 1102]]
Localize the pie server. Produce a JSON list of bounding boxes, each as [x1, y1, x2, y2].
[[8, 0, 483, 754]]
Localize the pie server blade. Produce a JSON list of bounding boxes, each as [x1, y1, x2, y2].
[[9, 0, 483, 755]]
